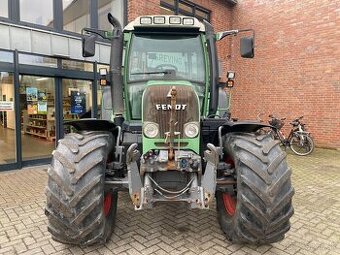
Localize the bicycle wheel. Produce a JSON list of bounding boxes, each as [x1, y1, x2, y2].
[[289, 133, 314, 156]]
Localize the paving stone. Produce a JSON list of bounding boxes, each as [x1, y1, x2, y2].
[[0, 149, 340, 254]]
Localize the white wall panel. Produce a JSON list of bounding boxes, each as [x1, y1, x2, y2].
[[0, 25, 10, 49], [10, 27, 31, 52], [69, 39, 83, 60], [51, 35, 69, 57], [31, 31, 52, 55], [0, 23, 110, 64], [99, 44, 111, 64]]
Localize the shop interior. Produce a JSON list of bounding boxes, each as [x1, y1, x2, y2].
[[0, 73, 93, 164]]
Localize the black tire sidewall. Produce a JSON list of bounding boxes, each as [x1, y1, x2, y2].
[[216, 135, 241, 242], [103, 190, 118, 241]]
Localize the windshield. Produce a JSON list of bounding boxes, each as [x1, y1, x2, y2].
[[127, 34, 206, 120], [128, 34, 205, 83]]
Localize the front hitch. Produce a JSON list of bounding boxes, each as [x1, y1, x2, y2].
[[201, 143, 219, 208], [127, 143, 143, 208], [126, 143, 219, 210]]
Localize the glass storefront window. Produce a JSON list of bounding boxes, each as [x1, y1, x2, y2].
[[0, 72, 16, 164], [63, 0, 90, 33], [0, 0, 8, 18], [160, 0, 210, 22], [97, 85, 103, 119], [19, 54, 57, 68], [96, 64, 109, 119], [20, 0, 54, 27], [160, 6, 173, 15], [19, 75, 56, 161], [178, 2, 194, 15], [62, 79, 92, 133], [0, 51, 13, 63], [195, 8, 210, 21], [62, 60, 93, 72], [98, 0, 124, 31]]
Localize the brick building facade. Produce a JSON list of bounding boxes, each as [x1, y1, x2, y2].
[[127, 0, 340, 148]]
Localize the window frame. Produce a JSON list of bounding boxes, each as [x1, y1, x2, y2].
[[160, 0, 211, 22], [0, 0, 127, 36]]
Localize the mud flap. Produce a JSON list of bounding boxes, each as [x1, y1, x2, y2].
[[201, 143, 218, 208], [126, 143, 143, 209]]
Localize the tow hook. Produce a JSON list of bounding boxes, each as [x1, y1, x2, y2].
[[201, 143, 218, 208], [127, 143, 143, 208]]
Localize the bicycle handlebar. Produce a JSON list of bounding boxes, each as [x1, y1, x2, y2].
[[268, 114, 286, 121]]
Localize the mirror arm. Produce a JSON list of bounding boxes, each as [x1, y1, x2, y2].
[[216, 28, 255, 44], [82, 28, 114, 40]]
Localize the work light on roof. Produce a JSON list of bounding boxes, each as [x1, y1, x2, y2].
[[169, 16, 181, 24], [182, 18, 194, 25], [153, 16, 166, 24], [140, 17, 152, 24]]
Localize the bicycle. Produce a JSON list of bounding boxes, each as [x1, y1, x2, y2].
[[268, 115, 315, 156]]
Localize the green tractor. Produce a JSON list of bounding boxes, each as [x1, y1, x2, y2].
[[45, 14, 294, 245]]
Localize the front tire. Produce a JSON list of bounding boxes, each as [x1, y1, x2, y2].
[[45, 131, 117, 246], [217, 133, 294, 244]]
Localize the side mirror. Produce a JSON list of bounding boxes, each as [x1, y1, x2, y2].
[[240, 36, 254, 58], [82, 34, 96, 57]]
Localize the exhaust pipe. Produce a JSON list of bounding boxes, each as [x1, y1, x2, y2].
[[108, 13, 124, 126]]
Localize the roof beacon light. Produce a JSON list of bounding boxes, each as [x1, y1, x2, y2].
[[182, 18, 194, 25], [140, 17, 152, 25], [169, 16, 181, 24], [153, 16, 166, 24]]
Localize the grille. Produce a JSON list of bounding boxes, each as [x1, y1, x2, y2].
[[143, 85, 199, 139]]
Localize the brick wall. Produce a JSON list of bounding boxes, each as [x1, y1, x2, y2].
[[230, 0, 340, 148], [127, 0, 340, 148]]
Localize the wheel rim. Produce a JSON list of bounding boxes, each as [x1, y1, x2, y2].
[[224, 155, 235, 168], [222, 193, 236, 216], [222, 155, 237, 216], [103, 193, 112, 217]]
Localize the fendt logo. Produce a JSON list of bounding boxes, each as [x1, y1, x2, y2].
[[155, 104, 187, 111]]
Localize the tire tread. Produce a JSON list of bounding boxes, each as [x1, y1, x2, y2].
[[217, 133, 294, 244]]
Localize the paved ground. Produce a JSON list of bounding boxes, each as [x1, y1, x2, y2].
[[0, 148, 340, 255]]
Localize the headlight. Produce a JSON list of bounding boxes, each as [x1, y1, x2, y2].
[[184, 122, 199, 138], [143, 122, 159, 138]]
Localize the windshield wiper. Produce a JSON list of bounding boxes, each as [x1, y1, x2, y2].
[[130, 70, 174, 75]]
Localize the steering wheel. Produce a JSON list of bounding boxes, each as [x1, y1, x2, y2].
[[155, 64, 178, 72]]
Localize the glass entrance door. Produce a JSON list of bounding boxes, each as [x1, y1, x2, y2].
[[62, 79, 92, 134], [20, 75, 56, 161], [0, 72, 16, 165]]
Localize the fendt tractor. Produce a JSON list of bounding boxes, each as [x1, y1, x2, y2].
[[45, 14, 294, 245]]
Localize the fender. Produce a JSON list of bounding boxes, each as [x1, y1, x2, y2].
[[65, 118, 117, 132], [221, 120, 273, 136]]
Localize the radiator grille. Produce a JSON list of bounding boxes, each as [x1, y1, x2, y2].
[[143, 85, 199, 139]]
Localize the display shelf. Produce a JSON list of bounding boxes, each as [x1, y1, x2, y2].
[[29, 117, 47, 121], [25, 131, 47, 138], [24, 113, 55, 141], [27, 124, 46, 129]]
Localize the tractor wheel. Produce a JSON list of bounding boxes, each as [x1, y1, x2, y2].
[[216, 132, 294, 244], [45, 131, 117, 246]]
